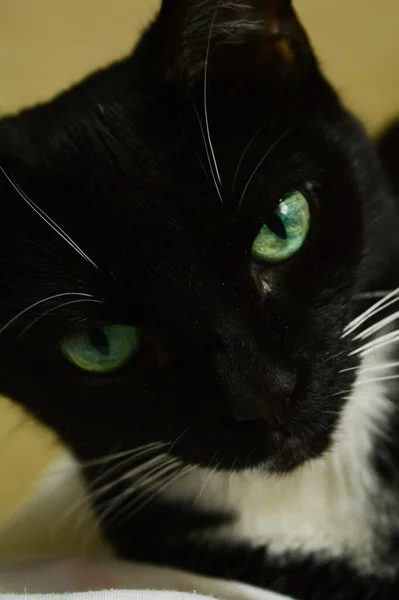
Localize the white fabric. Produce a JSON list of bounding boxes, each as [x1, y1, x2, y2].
[[0, 593, 217, 600], [0, 593, 286, 600], [0, 557, 294, 600], [0, 455, 295, 600]]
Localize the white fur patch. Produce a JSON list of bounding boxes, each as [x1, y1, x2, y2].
[[4, 340, 395, 579], [164, 346, 395, 571]]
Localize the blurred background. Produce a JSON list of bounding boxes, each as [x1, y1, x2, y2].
[[0, 0, 398, 532]]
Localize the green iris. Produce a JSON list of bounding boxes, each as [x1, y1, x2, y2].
[[251, 190, 310, 264], [60, 325, 140, 374]]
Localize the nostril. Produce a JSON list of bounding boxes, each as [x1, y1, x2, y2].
[[214, 330, 298, 426]]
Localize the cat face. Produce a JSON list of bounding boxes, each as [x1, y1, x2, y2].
[[0, 0, 392, 475]]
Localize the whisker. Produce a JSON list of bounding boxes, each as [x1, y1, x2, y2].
[[357, 375, 399, 386], [19, 298, 103, 336], [92, 454, 171, 507], [71, 454, 171, 539], [113, 464, 196, 528], [232, 125, 264, 189], [95, 456, 181, 528], [114, 459, 181, 520], [323, 345, 354, 365], [52, 444, 166, 541], [351, 330, 399, 357], [239, 116, 311, 207], [344, 286, 399, 337], [193, 102, 223, 203], [130, 457, 179, 489], [331, 389, 353, 398], [185, 137, 210, 182], [203, 2, 222, 190], [340, 361, 399, 374], [352, 310, 399, 341], [79, 442, 166, 470], [193, 465, 217, 507], [169, 428, 190, 453], [0, 165, 98, 269], [45, 443, 165, 479], [333, 366, 396, 391], [91, 452, 171, 503], [0, 292, 95, 336], [354, 291, 394, 301], [86, 442, 167, 494]]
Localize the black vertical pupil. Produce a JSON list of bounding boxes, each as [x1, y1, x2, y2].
[[266, 212, 287, 240], [88, 328, 110, 356]]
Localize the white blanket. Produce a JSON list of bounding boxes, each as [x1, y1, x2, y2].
[[0, 557, 292, 599], [0, 454, 294, 600]]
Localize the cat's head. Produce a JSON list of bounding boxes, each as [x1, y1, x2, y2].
[[0, 0, 394, 478]]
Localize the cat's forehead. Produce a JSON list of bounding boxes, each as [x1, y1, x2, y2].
[[0, 0, 368, 286], [62, 73, 334, 200]]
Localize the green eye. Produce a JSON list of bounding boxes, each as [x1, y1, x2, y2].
[[251, 190, 310, 264], [60, 325, 140, 374]]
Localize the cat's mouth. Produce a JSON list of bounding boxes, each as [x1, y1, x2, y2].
[[168, 411, 333, 474]]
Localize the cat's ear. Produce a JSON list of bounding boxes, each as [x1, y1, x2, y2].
[[157, 0, 315, 81]]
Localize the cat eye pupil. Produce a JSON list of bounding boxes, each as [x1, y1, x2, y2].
[[88, 328, 110, 357], [60, 324, 140, 374], [265, 212, 287, 240], [251, 190, 310, 265]]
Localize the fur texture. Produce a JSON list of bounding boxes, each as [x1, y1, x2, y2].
[[1, 1, 399, 599]]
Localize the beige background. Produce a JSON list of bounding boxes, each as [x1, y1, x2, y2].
[[0, 0, 399, 524]]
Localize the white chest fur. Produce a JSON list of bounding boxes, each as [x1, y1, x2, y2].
[[165, 349, 395, 570]]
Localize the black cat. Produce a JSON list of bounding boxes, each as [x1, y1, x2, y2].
[[1, 1, 399, 598]]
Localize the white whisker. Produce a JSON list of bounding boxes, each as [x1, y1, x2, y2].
[[340, 361, 399, 374], [194, 465, 218, 507], [354, 291, 393, 300], [203, 2, 222, 193], [357, 375, 399, 386], [169, 428, 190, 452], [111, 458, 182, 524], [0, 292, 94, 336], [80, 442, 166, 470], [19, 298, 103, 336], [115, 464, 196, 527], [232, 126, 264, 189], [239, 118, 307, 207], [50, 443, 166, 541], [351, 330, 399, 357], [86, 442, 167, 495], [186, 138, 210, 182], [0, 165, 98, 269], [130, 458, 179, 489], [93, 454, 172, 513], [96, 456, 181, 528], [331, 389, 353, 398], [344, 286, 399, 337], [353, 310, 399, 341], [193, 102, 223, 203], [78, 453, 176, 544]]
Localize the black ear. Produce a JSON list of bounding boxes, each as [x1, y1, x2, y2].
[[157, 0, 315, 81]]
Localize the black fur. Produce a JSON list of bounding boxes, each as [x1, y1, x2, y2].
[[1, 1, 399, 598]]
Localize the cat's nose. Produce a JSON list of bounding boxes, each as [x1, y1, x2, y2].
[[214, 323, 298, 425], [231, 364, 297, 424]]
